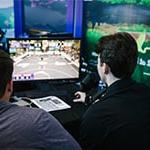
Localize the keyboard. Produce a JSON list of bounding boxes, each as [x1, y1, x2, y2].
[[12, 99, 30, 107], [30, 96, 71, 112]]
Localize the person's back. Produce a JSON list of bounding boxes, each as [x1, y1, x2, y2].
[[0, 49, 81, 149], [0, 101, 81, 149], [80, 78, 150, 150]]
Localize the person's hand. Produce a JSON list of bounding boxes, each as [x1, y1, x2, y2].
[[73, 91, 86, 103]]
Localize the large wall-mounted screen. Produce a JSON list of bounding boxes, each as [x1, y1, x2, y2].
[[0, 0, 14, 38], [83, 0, 150, 86]]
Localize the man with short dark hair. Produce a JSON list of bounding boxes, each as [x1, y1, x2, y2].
[[0, 49, 81, 149], [74, 32, 150, 150]]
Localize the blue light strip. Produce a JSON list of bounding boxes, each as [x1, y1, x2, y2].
[[66, 0, 74, 33], [73, 0, 83, 38], [14, 0, 23, 37]]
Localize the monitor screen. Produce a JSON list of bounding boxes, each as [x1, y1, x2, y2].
[[7, 38, 81, 81], [82, 0, 150, 86], [23, 0, 73, 36]]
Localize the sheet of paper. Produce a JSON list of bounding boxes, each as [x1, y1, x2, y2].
[[30, 96, 71, 112]]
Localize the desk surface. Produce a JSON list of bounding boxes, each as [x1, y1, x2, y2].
[[13, 82, 88, 125]]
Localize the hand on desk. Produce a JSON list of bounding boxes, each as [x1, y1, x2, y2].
[[73, 91, 86, 103]]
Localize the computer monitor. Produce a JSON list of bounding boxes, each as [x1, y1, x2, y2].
[[23, 0, 74, 36], [7, 38, 81, 82]]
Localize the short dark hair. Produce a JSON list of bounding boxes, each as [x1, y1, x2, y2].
[[96, 32, 138, 78], [0, 49, 13, 97]]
